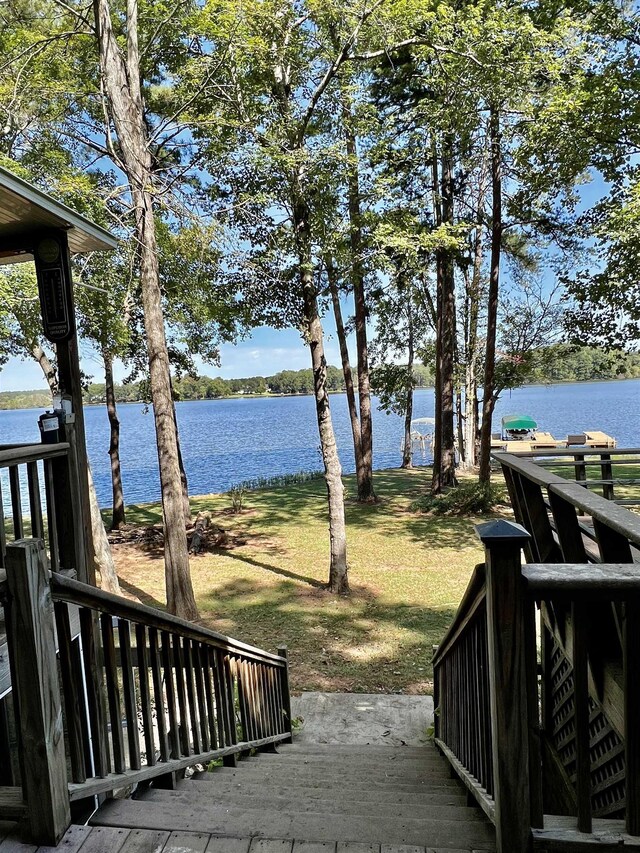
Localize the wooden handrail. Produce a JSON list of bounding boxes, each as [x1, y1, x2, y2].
[[431, 562, 485, 668], [0, 443, 69, 466], [50, 572, 286, 667], [3, 539, 293, 846]]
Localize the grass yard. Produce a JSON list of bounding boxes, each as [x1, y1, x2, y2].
[[110, 468, 508, 696]]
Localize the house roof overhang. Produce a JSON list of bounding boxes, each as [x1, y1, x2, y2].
[[0, 164, 117, 265]]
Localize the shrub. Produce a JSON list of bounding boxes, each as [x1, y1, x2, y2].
[[228, 484, 247, 513], [410, 481, 503, 516]]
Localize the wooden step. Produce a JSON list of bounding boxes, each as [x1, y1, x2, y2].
[[277, 745, 434, 759], [92, 798, 496, 850], [179, 778, 467, 805], [250, 754, 446, 770], [138, 786, 480, 822], [190, 771, 460, 795], [205, 764, 452, 784]]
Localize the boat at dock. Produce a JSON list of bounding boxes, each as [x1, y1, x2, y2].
[[490, 414, 616, 453]]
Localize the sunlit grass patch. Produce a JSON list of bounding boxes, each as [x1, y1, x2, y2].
[[113, 467, 502, 695]]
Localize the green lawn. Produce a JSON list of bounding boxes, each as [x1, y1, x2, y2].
[[112, 468, 505, 695]]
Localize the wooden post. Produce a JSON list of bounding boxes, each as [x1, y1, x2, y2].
[[278, 645, 293, 744], [5, 539, 70, 844], [54, 231, 93, 585], [477, 520, 533, 853], [624, 596, 640, 836]]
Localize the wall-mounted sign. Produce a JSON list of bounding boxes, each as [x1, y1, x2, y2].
[[33, 231, 75, 343]]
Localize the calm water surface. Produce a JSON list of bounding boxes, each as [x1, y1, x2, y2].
[[1, 379, 638, 508]]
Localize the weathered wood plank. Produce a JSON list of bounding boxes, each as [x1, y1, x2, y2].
[[522, 563, 640, 596], [119, 829, 170, 853], [53, 604, 86, 784], [625, 597, 640, 835], [0, 790, 24, 820], [248, 841, 292, 853], [206, 840, 250, 853], [572, 602, 592, 834], [101, 612, 125, 773], [119, 620, 141, 771], [163, 831, 210, 853], [75, 826, 130, 853], [5, 540, 70, 845], [34, 823, 92, 853]]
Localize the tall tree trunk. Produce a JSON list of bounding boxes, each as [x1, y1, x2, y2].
[[402, 291, 415, 470], [461, 221, 484, 471], [430, 140, 444, 495], [32, 343, 58, 396], [439, 140, 458, 488], [169, 386, 191, 525], [88, 464, 121, 594], [93, 0, 197, 618], [340, 89, 375, 502], [104, 352, 126, 530], [479, 107, 502, 486], [327, 257, 365, 487], [294, 188, 348, 593]]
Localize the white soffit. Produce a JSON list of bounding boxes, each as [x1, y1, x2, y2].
[[0, 164, 117, 265]]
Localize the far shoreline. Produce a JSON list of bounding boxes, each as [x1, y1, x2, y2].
[[1, 374, 639, 413]]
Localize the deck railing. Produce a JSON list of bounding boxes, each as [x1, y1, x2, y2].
[[0, 442, 72, 573], [434, 454, 640, 851], [499, 446, 640, 505], [0, 538, 292, 845]]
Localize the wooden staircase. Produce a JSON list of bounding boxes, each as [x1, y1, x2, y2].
[[91, 743, 496, 851]]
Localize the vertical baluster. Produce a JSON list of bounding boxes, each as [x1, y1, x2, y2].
[[574, 452, 587, 487], [148, 628, 168, 761], [172, 634, 191, 756], [79, 608, 110, 777], [0, 481, 6, 569], [601, 454, 614, 501], [161, 631, 181, 759], [101, 613, 125, 773], [27, 461, 44, 540], [118, 620, 140, 771], [43, 458, 59, 572], [273, 659, 285, 734], [277, 646, 293, 743], [223, 654, 238, 764], [182, 638, 200, 754], [136, 623, 156, 766], [242, 659, 257, 741], [624, 596, 640, 835], [192, 642, 209, 752], [54, 602, 86, 783], [212, 648, 227, 748], [199, 644, 217, 750], [259, 665, 271, 736], [235, 658, 251, 744], [268, 666, 278, 737], [251, 662, 264, 739], [525, 598, 543, 828], [8, 465, 23, 539], [572, 600, 592, 834]]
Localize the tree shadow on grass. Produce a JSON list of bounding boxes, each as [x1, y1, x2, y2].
[[198, 574, 457, 694], [217, 550, 325, 589]]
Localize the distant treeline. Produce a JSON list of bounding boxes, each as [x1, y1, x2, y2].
[[526, 345, 640, 383], [82, 364, 436, 403], [2, 347, 640, 411]]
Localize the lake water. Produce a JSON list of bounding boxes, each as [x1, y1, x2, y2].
[[1, 379, 638, 508]]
